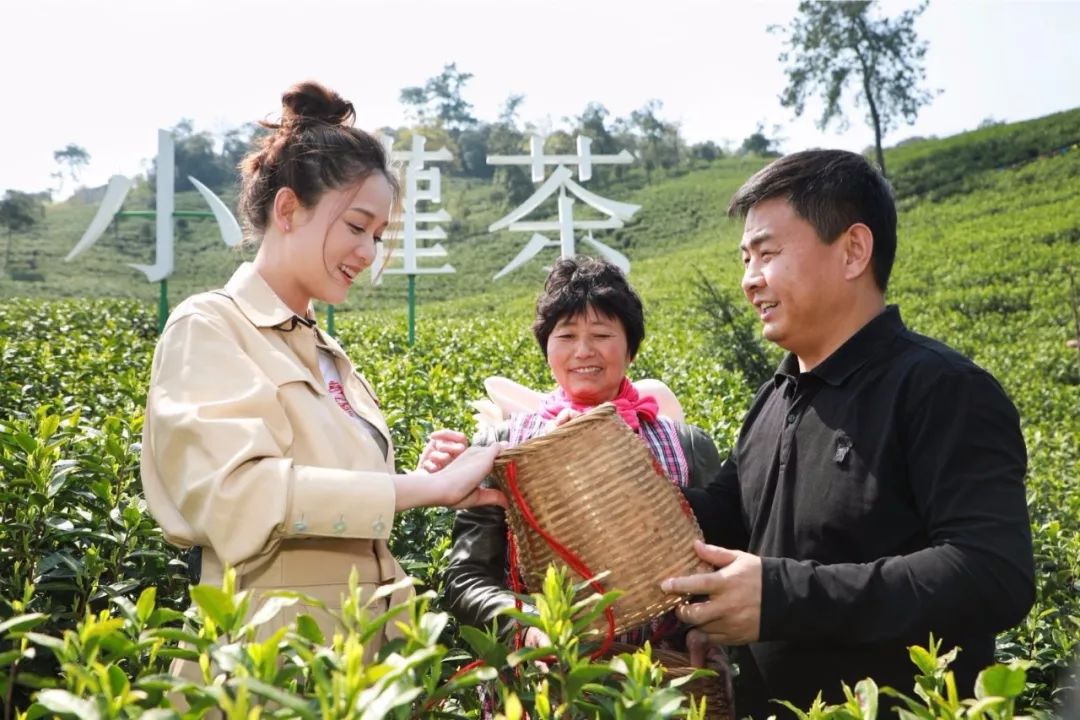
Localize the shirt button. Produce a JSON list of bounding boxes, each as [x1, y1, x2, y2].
[[332, 519, 347, 534], [786, 412, 797, 425], [372, 518, 387, 534], [292, 520, 307, 533]]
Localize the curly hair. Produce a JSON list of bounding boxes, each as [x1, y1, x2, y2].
[[532, 256, 645, 359]]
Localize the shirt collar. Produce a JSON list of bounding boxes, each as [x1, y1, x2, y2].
[[224, 262, 316, 330], [773, 353, 801, 387], [772, 306, 906, 388]]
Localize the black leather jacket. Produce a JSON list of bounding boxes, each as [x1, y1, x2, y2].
[[443, 419, 723, 637]]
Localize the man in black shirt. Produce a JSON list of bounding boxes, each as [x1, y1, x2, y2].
[[661, 150, 1034, 718]]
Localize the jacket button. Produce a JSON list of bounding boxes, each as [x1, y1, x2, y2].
[[786, 412, 797, 425]]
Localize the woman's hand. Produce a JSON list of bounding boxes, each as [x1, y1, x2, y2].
[[436, 443, 509, 509], [416, 429, 468, 473], [523, 627, 553, 672], [542, 408, 582, 433], [523, 627, 552, 648], [394, 443, 508, 511]]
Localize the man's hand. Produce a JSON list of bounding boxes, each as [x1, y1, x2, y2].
[[686, 628, 712, 668], [661, 539, 762, 646]]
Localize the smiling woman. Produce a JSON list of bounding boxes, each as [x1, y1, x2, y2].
[[444, 256, 726, 672], [138, 81, 508, 669]]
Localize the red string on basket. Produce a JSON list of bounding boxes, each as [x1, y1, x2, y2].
[[649, 452, 696, 521], [452, 659, 486, 678], [507, 526, 526, 650], [504, 460, 616, 659], [421, 658, 489, 712]]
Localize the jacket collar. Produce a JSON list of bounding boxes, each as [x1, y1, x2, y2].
[[774, 305, 905, 388], [225, 262, 315, 330]]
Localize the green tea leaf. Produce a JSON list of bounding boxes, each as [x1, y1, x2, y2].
[[35, 689, 101, 720]]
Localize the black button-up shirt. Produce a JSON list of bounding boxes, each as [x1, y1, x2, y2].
[[685, 306, 1034, 718]]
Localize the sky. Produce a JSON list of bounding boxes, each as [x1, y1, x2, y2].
[[2, 0, 1079, 195]]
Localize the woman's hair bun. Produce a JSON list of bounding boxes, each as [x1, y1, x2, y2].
[[239, 80, 396, 238], [280, 81, 355, 128]]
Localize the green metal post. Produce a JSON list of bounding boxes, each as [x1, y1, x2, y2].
[[407, 274, 416, 346], [157, 278, 169, 334], [327, 304, 336, 337]]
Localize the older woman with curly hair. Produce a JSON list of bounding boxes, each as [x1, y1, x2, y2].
[[444, 255, 722, 652]]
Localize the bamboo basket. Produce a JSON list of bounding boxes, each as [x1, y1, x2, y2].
[[491, 403, 712, 636]]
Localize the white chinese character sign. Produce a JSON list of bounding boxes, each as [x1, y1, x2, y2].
[[487, 134, 638, 279], [65, 129, 242, 332], [372, 133, 455, 344]]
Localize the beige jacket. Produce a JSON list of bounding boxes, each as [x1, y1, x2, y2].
[[142, 262, 408, 641]]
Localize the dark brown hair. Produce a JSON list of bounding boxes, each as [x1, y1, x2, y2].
[[237, 81, 399, 238], [727, 149, 897, 291], [532, 256, 646, 359]]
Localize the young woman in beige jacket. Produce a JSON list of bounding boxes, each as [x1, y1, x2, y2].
[[141, 81, 502, 649]]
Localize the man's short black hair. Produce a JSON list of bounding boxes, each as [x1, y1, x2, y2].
[[532, 256, 645, 359], [728, 149, 897, 291]]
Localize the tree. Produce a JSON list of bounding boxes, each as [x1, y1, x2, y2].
[[689, 140, 723, 162], [489, 95, 532, 206], [544, 129, 577, 155], [457, 127, 492, 178], [221, 123, 267, 178], [566, 103, 624, 186], [498, 93, 525, 127], [573, 103, 619, 154], [739, 122, 783, 157], [149, 119, 234, 194], [772, 0, 938, 177], [0, 190, 44, 270], [391, 124, 462, 174], [52, 143, 90, 196], [0, 190, 41, 236], [399, 63, 478, 134], [627, 100, 683, 180]]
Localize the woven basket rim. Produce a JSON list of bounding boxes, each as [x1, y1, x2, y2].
[[492, 403, 620, 467]]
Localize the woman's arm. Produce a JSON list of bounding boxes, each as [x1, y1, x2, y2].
[[442, 424, 520, 636], [394, 449, 504, 511], [444, 503, 519, 636], [142, 311, 500, 569], [677, 423, 724, 490]]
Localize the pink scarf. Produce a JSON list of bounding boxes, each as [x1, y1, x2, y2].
[[539, 378, 659, 431]]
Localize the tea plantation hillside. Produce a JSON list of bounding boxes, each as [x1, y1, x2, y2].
[[1, 112, 1078, 716], [3, 106, 1075, 309]]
